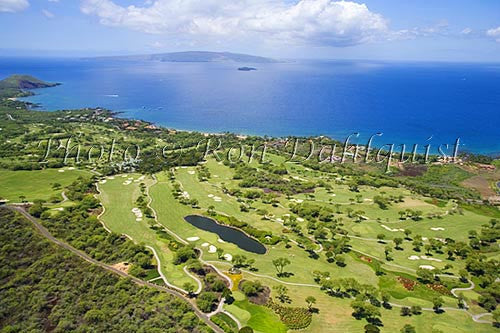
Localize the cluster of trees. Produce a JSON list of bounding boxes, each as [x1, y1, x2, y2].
[[290, 202, 334, 222], [197, 164, 211, 181], [135, 182, 154, 219], [207, 212, 281, 245], [233, 164, 315, 195], [0, 208, 211, 332]]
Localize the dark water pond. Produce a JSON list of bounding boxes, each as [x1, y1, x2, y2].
[[184, 215, 266, 254]]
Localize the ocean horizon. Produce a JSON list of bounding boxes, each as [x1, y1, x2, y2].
[[2, 57, 500, 155]]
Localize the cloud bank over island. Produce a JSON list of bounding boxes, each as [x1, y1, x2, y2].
[[80, 0, 389, 47]]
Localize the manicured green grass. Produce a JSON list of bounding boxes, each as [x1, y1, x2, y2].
[[97, 174, 196, 288], [230, 298, 287, 333], [0, 168, 90, 202]]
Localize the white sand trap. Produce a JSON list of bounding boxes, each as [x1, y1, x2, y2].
[[181, 166, 187, 169], [381, 225, 404, 232], [297, 217, 305, 222], [58, 169, 65, 173], [138, 175, 145, 181], [422, 237, 428, 241], [136, 218, 142, 222], [330, 194, 337, 197], [54, 207, 64, 211], [107, 176, 115, 180], [99, 180, 107, 184], [201, 243, 209, 247], [217, 239, 226, 243], [123, 181, 131, 185], [419, 265, 435, 270], [208, 245, 217, 253], [408, 255, 420, 260], [283, 214, 290, 217], [276, 218, 284, 222], [188, 171, 195, 175], [223, 254, 233, 261], [421, 256, 442, 262], [430, 227, 445, 231], [121, 175, 128, 178], [208, 194, 214, 198], [68, 167, 75, 170], [187, 237, 200, 242], [213, 175, 219, 178]]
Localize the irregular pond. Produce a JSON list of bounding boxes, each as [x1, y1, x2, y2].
[[184, 215, 266, 254]]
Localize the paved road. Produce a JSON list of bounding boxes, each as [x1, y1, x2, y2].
[[6, 206, 224, 333]]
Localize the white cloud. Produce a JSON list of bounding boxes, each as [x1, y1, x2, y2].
[[42, 8, 54, 18], [80, 0, 389, 47], [0, 0, 29, 12], [486, 26, 500, 42], [461, 27, 472, 35]]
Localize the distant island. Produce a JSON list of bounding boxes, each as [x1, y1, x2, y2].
[[0, 75, 59, 99], [90, 51, 279, 63], [238, 67, 257, 71]]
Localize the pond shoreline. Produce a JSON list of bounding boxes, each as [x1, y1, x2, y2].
[[184, 214, 267, 255]]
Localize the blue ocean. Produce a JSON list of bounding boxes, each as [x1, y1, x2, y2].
[[1, 57, 499, 154]]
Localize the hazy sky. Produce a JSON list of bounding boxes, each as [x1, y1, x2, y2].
[[1, 0, 500, 61]]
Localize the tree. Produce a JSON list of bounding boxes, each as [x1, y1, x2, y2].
[[364, 324, 380, 333], [404, 229, 412, 239], [273, 285, 291, 303], [376, 234, 386, 243], [492, 308, 500, 328], [410, 305, 422, 315], [305, 296, 316, 311], [432, 296, 444, 312], [232, 254, 248, 268], [240, 280, 264, 296], [416, 268, 434, 283], [183, 282, 196, 296], [335, 255, 346, 267], [393, 237, 403, 250], [400, 307, 411, 316], [384, 245, 392, 260], [272, 257, 291, 276], [350, 300, 381, 322], [381, 291, 391, 308], [216, 248, 224, 259], [400, 324, 416, 333]]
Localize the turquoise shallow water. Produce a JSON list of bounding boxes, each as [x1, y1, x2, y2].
[[1, 57, 500, 155]]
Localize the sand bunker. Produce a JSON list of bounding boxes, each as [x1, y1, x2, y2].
[[223, 254, 233, 261], [58, 169, 65, 173], [408, 255, 442, 262], [201, 243, 209, 247], [421, 255, 442, 262], [187, 237, 200, 242], [419, 265, 435, 270], [297, 217, 305, 222], [188, 171, 195, 175], [381, 225, 404, 232], [208, 194, 214, 198], [131, 208, 143, 220], [217, 239, 226, 243], [99, 180, 107, 184], [208, 245, 217, 253], [430, 227, 445, 231]]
